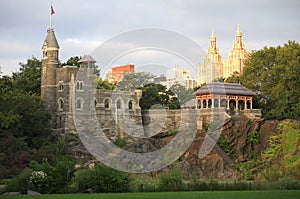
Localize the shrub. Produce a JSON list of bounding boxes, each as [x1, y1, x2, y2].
[[73, 163, 130, 193], [5, 168, 32, 193], [158, 167, 184, 191], [114, 138, 127, 148], [129, 174, 159, 192], [28, 156, 76, 193]]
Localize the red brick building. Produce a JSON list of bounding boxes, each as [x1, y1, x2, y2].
[[108, 64, 134, 83]]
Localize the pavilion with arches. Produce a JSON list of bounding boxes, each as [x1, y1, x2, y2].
[[193, 82, 256, 113]]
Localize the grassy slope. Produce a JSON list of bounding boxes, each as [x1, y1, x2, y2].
[[1, 190, 300, 199]]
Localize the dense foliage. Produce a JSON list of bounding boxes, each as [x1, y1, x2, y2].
[[96, 78, 115, 90], [240, 41, 300, 120], [73, 163, 130, 193], [115, 72, 154, 91], [139, 83, 180, 110], [0, 58, 60, 179]]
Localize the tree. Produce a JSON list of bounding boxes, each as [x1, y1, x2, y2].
[[0, 74, 52, 178], [61, 56, 100, 76], [61, 56, 81, 67], [241, 41, 300, 120], [115, 72, 154, 91], [225, 71, 240, 84], [169, 84, 194, 105], [96, 78, 115, 90], [139, 83, 180, 110], [12, 57, 42, 95]]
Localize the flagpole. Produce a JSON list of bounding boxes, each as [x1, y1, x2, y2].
[[50, 10, 52, 29]]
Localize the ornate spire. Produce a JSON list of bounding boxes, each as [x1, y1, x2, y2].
[[236, 24, 242, 37], [209, 28, 217, 53], [210, 28, 215, 39]]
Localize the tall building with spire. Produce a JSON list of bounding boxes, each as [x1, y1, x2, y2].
[[223, 25, 248, 78], [198, 25, 249, 84], [198, 30, 223, 84]]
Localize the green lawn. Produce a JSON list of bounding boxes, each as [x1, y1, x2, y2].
[[1, 190, 299, 199]]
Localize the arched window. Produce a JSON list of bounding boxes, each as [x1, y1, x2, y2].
[[58, 98, 64, 110], [104, 99, 110, 109], [197, 100, 201, 109], [58, 80, 64, 91], [116, 99, 121, 109], [60, 99, 64, 109], [76, 82, 80, 90], [76, 81, 83, 91], [76, 99, 82, 109], [128, 100, 133, 110]]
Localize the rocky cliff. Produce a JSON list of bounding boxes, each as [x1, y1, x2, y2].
[[66, 116, 281, 180]]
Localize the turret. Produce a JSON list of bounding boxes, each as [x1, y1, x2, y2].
[[41, 28, 60, 125]]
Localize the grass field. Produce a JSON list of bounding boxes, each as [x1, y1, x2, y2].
[[1, 190, 300, 199]]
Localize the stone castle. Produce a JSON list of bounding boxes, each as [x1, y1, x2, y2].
[[41, 28, 143, 137], [198, 25, 249, 84]]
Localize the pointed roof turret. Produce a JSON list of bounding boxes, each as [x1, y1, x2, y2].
[[42, 28, 59, 49], [236, 24, 242, 37], [78, 54, 96, 68], [78, 54, 96, 63]]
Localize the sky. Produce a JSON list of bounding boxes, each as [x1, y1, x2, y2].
[[0, 0, 299, 77]]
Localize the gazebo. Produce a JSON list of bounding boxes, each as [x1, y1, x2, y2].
[[193, 82, 255, 111]]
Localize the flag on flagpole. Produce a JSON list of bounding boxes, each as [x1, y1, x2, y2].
[[51, 5, 55, 15]]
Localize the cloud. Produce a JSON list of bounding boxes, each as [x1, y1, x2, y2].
[[0, 0, 299, 76]]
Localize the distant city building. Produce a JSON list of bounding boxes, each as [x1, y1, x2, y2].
[[198, 30, 223, 84], [156, 67, 198, 89], [223, 25, 248, 78], [198, 25, 249, 84], [106, 64, 134, 83]]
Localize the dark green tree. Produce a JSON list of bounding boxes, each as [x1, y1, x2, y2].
[[12, 57, 42, 95], [139, 83, 180, 110], [241, 41, 300, 120], [61, 56, 81, 67]]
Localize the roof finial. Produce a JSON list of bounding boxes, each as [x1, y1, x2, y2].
[[236, 24, 242, 37]]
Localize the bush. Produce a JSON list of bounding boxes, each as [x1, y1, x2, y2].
[[28, 156, 76, 193], [5, 168, 32, 193], [158, 167, 184, 191], [114, 138, 127, 148], [129, 174, 159, 192], [73, 163, 130, 193]]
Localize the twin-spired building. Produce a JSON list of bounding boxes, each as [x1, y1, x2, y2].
[[198, 25, 249, 84]]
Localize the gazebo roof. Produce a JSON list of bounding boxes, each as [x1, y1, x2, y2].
[[193, 82, 254, 96]]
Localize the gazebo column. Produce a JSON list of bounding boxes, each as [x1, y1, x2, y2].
[[250, 99, 253, 110], [235, 99, 238, 110], [244, 99, 247, 110], [226, 99, 230, 110], [212, 98, 215, 108]]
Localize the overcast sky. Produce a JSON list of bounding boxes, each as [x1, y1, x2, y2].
[[0, 0, 299, 76]]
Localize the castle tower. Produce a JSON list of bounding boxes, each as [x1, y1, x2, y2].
[[223, 25, 248, 78], [41, 28, 60, 126], [198, 29, 223, 84]]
